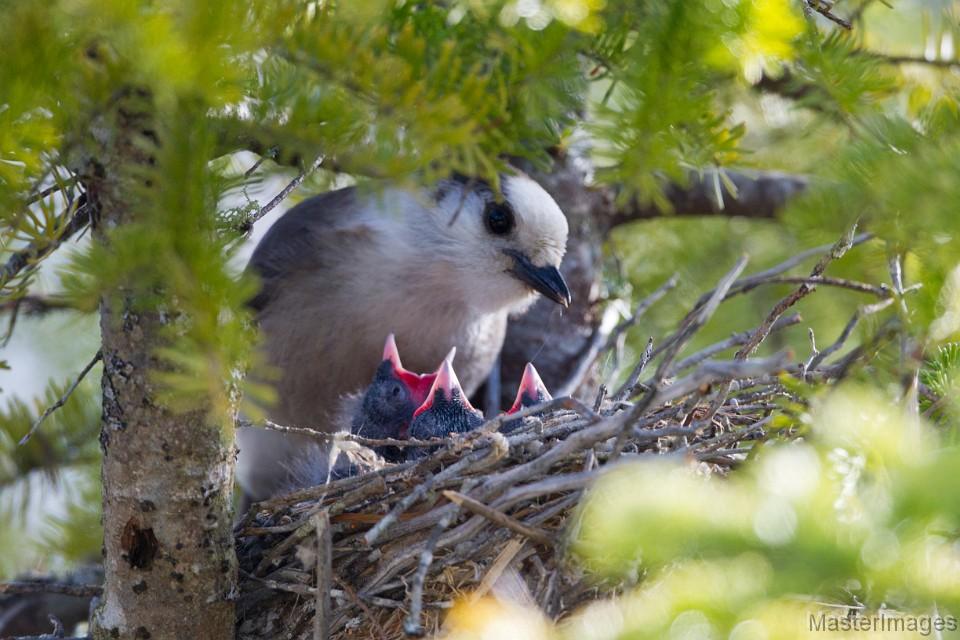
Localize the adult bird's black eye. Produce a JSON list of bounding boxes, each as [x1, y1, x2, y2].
[[484, 202, 515, 236]]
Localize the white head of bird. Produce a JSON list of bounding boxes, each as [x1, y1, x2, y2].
[[398, 172, 571, 314]]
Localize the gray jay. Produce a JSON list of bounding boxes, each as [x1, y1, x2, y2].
[[237, 171, 570, 500]]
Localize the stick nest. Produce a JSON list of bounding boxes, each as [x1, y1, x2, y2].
[[235, 231, 884, 639]]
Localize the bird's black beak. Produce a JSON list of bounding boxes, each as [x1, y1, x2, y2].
[[505, 250, 571, 307]]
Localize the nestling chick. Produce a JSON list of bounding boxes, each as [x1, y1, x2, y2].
[[238, 171, 570, 500], [348, 334, 453, 461], [407, 359, 485, 447], [502, 362, 553, 433], [506, 363, 553, 414]]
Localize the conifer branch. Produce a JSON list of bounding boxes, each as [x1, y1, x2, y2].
[[803, 0, 852, 29], [862, 52, 960, 70], [0, 196, 93, 293], [601, 170, 808, 228], [236, 155, 326, 233]]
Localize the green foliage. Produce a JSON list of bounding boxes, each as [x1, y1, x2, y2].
[[920, 342, 960, 425], [567, 384, 960, 638], [0, 379, 101, 576]]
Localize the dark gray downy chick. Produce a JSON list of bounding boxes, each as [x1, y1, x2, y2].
[[503, 362, 553, 433], [237, 171, 571, 500], [507, 362, 552, 413], [407, 359, 484, 460], [348, 334, 453, 461], [277, 335, 454, 491]]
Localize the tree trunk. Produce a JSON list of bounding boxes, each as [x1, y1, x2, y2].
[[82, 92, 237, 640]]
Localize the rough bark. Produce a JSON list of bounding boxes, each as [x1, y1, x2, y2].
[[80, 91, 237, 640]]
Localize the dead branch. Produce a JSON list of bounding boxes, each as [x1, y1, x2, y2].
[[0, 583, 101, 599], [602, 170, 808, 228], [18, 351, 103, 446], [803, 0, 852, 29]]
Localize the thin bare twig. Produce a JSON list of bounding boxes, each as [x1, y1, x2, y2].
[[690, 232, 872, 311], [658, 257, 750, 379], [313, 511, 332, 640], [442, 490, 553, 546], [671, 313, 802, 376], [239, 155, 325, 232], [19, 351, 102, 446], [554, 274, 676, 397], [403, 506, 461, 637], [736, 223, 859, 360], [807, 298, 894, 371], [613, 336, 653, 402], [804, 0, 852, 28]]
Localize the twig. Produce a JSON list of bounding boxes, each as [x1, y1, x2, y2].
[[364, 449, 491, 546], [0, 582, 102, 598], [862, 52, 960, 70], [19, 351, 102, 446], [403, 506, 461, 637], [22, 177, 79, 209], [807, 298, 894, 370], [1, 296, 75, 348], [690, 233, 872, 311], [240, 570, 317, 596], [610, 253, 748, 456], [804, 0, 852, 28], [442, 490, 554, 547], [688, 225, 859, 429], [592, 385, 607, 412], [253, 420, 444, 450], [652, 352, 794, 407], [613, 336, 653, 402], [604, 276, 678, 353], [479, 396, 598, 435], [239, 155, 325, 232], [554, 275, 676, 397], [654, 256, 749, 380], [736, 223, 859, 360], [331, 576, 389, 640], [471, 538, 525, 603], [670, 313, 802, 375], [740, 275, 890, 297], [0, 295, 74, 316], [254, 520, 318, 577], [313, 511, 332, 640]]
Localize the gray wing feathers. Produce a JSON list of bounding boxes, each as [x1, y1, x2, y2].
[[247, 187, 370, 311]]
